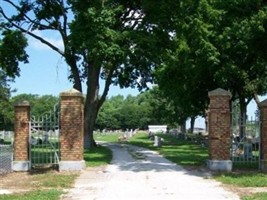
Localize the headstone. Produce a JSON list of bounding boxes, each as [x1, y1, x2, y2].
[[153, 136, 162, 147], [244, 143, 253, 159]]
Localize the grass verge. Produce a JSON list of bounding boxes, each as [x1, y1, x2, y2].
[[84, 144, 112, 167], [214, 172, 267, 187], [128, 132, 208, 167], [0, 171, 78, 200], [242, 192, 267, 200], [0, 190, 63, 200]]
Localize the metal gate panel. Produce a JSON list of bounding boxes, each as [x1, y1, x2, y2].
[[231, 102, 261, 168], [30, 104, 60, 168]]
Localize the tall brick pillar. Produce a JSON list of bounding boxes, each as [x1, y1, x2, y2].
[[59, 89, 85, 171], [207, 88, 232, 171], [260, 99, 267, 171], [13, 101, 30, 171]]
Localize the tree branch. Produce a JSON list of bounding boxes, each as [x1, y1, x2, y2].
[[0, 8, 64, 56], [2, 0, 53, 31], [99, 67, 115, 108], [253, 93, 261, 108]]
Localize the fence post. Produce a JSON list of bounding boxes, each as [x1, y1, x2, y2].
[[260, 99, 267, 171], [207, 88, 232, 172], [13, 100, 30, 171], [59, 88, 85, 171]]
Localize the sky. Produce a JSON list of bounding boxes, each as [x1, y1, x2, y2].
[[10, 32, 140, 98]]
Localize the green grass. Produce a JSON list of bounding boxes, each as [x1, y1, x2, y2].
[[215, 172, 267, 187], [31, 172, 78, 188], [128, 132, 208, 167], [95, 132, 120, 143], [0, 171, 78, 200], [242, 192, 267, 200], [0, 190, 63, 200], [84, 145, 112, 167]]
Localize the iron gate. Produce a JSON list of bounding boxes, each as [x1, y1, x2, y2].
[[30, 104, 60, 168], [231, 101, 261, 168]]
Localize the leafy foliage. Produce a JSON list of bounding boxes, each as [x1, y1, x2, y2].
[[156, 0, 267, 122], [0, 30, 28, 78], [1, 94, 59, 130], [95, 88, 183, 130]]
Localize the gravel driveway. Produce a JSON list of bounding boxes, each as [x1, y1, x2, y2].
[[61, 143, 240, 200]]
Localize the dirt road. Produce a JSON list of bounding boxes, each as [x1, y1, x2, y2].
[[61, 143, 239, 200]]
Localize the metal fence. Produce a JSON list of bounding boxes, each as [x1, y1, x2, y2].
[[0, 145, 13, 175], [231, 102, 261, 168], [30, 104, 60, 169]]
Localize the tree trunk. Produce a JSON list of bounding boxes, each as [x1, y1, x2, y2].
[[190, 116, 195, 133], [84, 99, 98, 148], [65, 53, 82, 92], [84, 65, 101, 149], [180, 120, 186, 134], [253, 93, 261, 108]]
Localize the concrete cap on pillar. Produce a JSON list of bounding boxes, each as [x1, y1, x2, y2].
[[260, 99, 267, 108], [208, 88, 232, 97], [14, 100, 30, 107], [60, 88, 83, 97]]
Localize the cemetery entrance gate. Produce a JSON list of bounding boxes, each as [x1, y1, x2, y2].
[[231, 101, 261, 168], [29, 104, 60, 168]]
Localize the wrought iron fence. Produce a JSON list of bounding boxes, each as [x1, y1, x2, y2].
[[231, 101, 261, 168], [30, 103, 60, 168]]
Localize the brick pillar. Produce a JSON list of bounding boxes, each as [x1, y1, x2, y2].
[[207, 88, 232, 171], [59, 88, 85, 171], [260, 99, 267, 171], [13, 101, 30, 171]]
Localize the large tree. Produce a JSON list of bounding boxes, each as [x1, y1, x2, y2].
[[213, 0, 267, 121], [0, 28, 28, 130], [0, 0, 171, 147], [156, 0, 220, 127], [156, 0, 267, 135]]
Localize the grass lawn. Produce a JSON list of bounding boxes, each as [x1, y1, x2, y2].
[[0, 171, 78, 200], [242, 192, 267, 200], [0, 190, 63, 200], [95, 131, 208, 167], [84, 145, 113, 167], [95, 131, 122, 143], [128, 131, 208, 167], [215, 172, 267, 187]]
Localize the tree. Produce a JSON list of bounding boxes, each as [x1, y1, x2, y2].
[[155, 0, 220, 129], [0, 70, 13, 130], [156, 1, 267, 137], [0, 28, 28, 130], [11, 94, 59, 116], [0, 0, 171, 147], [209, 1, 267, 137]]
